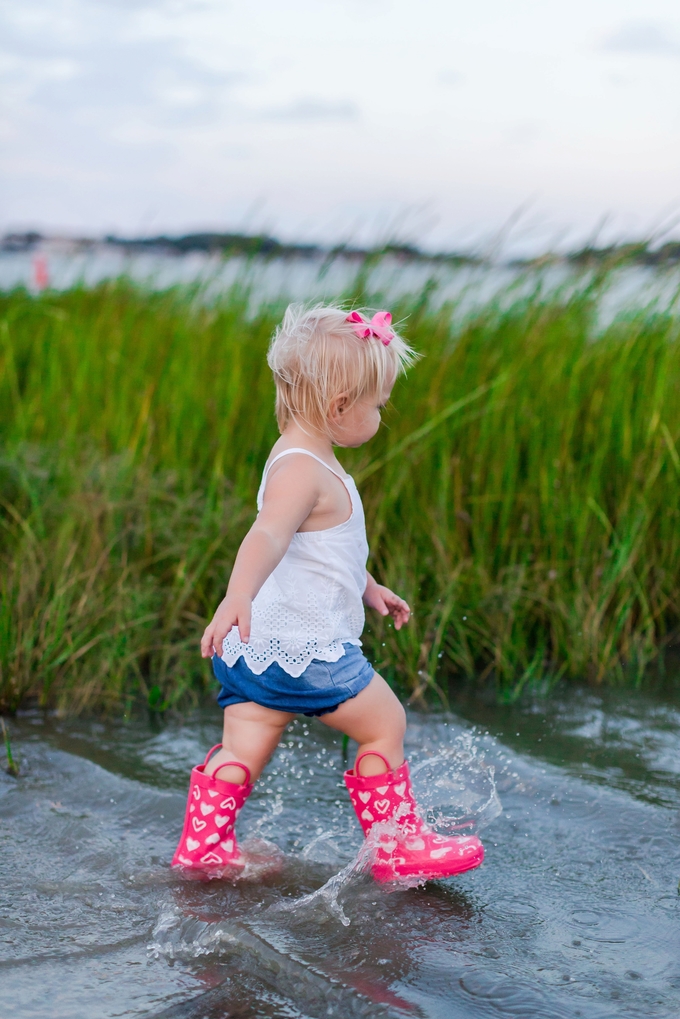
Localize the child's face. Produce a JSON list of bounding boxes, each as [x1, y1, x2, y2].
[[328, 382, 394, 448]]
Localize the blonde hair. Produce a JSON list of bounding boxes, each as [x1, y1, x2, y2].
[[268, 304, 417, 434]]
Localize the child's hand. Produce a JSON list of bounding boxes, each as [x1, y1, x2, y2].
[[201, 594, 252, 658], [363, 576, 411, 630]]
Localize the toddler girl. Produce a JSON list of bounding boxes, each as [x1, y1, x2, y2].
[[172, 305, 484, 882]]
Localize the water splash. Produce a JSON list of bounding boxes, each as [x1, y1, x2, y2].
[[270, 807, 471, 928], [268, 847, 372, 927], [411, 730, 502, 836], [149, 905, 405, 1017], [150, 905, 242, 962], [268, 733, 501, 926], [172, 837, 285, 884], [237, 837, 286, 880]]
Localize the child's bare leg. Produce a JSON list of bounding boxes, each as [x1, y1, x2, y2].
[[320, 673, 406, 776], [205, 702, 294, 783]]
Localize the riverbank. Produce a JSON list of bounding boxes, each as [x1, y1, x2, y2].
[[1, 267, 680, 713]]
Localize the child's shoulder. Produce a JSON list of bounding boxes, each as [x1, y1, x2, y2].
[[265, 443, 345, 477], [259, 444, 353, 524]]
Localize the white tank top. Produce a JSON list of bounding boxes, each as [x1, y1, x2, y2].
[[221, 448, 369, 677]]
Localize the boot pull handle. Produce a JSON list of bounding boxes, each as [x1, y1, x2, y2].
[[203, 743, 224, 766], [202, 744, 252, 785], [355, 750, 391, 775], [214, 761, 251, 785]]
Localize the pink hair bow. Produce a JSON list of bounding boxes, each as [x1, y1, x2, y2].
[[346, 310, 395, 346]]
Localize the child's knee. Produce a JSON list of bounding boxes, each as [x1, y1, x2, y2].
[[372, 697, 406, 743], [368, 677, 406, 739], [392, 700, 407, 739], [380, 682, 406, 732]]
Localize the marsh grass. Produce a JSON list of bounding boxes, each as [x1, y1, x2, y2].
[[1, 268, 679, 713]]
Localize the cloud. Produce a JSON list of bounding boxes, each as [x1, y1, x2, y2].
[[600, 21, 680, 56], [0, 0, 252, 136], [1, 29, 242, 141], [262, 97, 359, 122]]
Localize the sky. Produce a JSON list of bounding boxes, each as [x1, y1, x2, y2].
[[2, 0, 680, 253]]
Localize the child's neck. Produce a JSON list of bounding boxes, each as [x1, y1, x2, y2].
[[279, 419, 336, 460]]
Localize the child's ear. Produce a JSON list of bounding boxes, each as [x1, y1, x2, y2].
[[330, 392, 350, 419]]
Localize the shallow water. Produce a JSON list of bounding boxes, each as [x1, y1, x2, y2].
[[2, 684, 680, 1019], [3, 247, 680, 325]]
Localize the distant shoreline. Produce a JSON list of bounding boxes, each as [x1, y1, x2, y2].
[[4, 230, 680, 269]]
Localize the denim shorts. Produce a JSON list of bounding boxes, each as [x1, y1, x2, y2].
[[213, 643, 375, 716]]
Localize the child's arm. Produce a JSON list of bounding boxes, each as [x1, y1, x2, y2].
[[201, 460, 322, 657], [363, 572, 410, 630]]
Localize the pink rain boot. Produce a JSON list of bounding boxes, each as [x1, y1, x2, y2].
[[345, 752, 484, 883], [172, 744, 253, 873]]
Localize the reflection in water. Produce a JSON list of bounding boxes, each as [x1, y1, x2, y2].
[[2, 686, 680, 1018]]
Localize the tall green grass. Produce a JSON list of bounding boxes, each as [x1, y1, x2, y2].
[[1, 269, 680, 713]]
